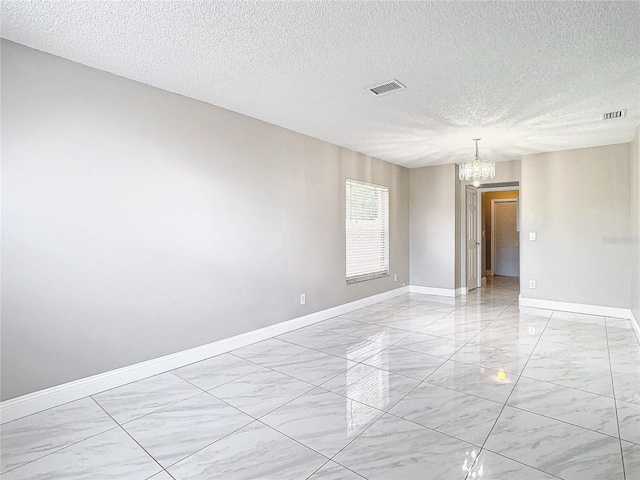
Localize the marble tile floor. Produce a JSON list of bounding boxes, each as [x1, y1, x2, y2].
[[1, 277, 639, 479]]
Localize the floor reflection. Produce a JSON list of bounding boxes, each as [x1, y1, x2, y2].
[[345, 337, 391, 434]]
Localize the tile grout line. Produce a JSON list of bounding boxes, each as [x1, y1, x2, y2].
[[239, 304, 535, 391], [90, 397, 166, 475], [81, 361, 327, 474], [94, 372, 203, 423], [605, 316, 629, 480], [256, 302, 470, 372], [430, 289, 529, 479], [3, 380, 213, 476], [174, 291, 496, 478], [160, 361, 404, 478], [462, 303, 554, 480], [302, 456, 367, 480], [302, 292, 500, 477], [474, 447, 565, 480], [0, 422, 123, 476], [153, 369, 339, 472], [315, 287, 519, 479], [505, 403, 624, 442], [366, 287, 525, 478], [475, 313, 632, 468], [233, 321, 452, 479]]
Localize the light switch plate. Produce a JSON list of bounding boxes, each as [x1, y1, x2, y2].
[[529, 232, 537, 241]]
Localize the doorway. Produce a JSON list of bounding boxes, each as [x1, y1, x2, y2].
[[492, 199, 520, 276], [480, 189, 520, 278], [463, 185, 520, 292]]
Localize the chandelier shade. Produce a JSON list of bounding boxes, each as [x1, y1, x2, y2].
[[459, 138, 495, 184]]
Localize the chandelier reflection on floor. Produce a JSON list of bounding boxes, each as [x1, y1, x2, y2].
[[458, 138, 495, 187]]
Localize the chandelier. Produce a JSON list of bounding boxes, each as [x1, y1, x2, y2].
[[458, 138, 495, 187]]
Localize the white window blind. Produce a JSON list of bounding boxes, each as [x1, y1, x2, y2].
[[346, 179, 389, 284]]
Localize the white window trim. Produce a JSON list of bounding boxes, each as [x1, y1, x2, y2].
[[345, 178, 390, 284]]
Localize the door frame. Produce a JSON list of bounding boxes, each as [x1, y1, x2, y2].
[[465, 186, 481, 290], [462, 185, 520, 289], [455, 184, 522, 295], [491, 198, 519, 274]]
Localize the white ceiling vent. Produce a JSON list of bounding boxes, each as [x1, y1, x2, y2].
[[602, 110, 626, 120], [368, 80, 406, 96]]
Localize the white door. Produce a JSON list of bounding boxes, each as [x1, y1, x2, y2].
[[466, 187, 479, 290], [494, 201, 519, 276]]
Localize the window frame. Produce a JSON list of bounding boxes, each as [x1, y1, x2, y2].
[[345, 178, 390, 285]]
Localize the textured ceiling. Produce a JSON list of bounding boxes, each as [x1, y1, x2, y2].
[[1, 1, 639, 168]]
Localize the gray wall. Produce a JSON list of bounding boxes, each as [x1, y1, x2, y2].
[[520, 143, 631, 308], [0, 41, 409, 400], [409, 164, 456, 289], [631, 128, 640, 323]]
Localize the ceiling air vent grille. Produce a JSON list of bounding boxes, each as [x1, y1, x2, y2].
[[603, 110, 626, 120], [368, 80, 406, 96]]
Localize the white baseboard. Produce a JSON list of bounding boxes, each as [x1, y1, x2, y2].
[[410, 285, 471, 297], [631, 311, 640, 344], [0, 286, 409, 424], [410, 285, 456, 297], [519, 295, 634, 320]]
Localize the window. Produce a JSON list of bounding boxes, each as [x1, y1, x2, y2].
[[346, 179, 389, 284]]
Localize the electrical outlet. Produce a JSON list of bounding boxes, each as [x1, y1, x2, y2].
[[394, 274, 398, 282], [528, 326, 536, 335], [529, 280, 536, 289], [300, 293, 306, 305]]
